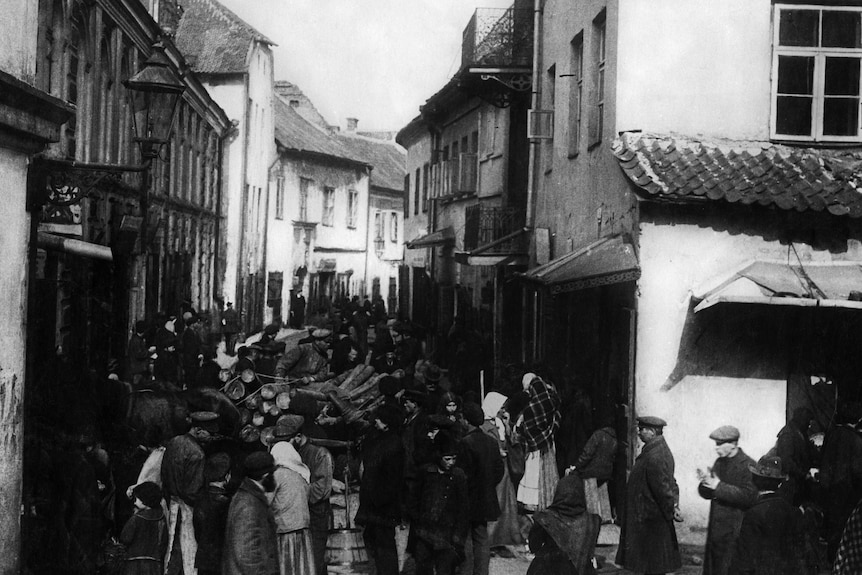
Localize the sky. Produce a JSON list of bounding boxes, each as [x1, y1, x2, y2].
[[215, 0, 516, 132]]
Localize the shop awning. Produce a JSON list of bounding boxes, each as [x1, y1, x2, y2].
[[37, 232, 113, 262], [693, 260, 862, 312], [455, 227, 529, 266], [406, 226, 455, 249], [520, 234, 639, 294]]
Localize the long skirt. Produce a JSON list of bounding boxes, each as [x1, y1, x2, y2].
[[277, 529, 316, 575], [488, 461, 524, 547], [165, 497, 197, 575], [584, 478, 612, 522], [518, 443, 558, 512]]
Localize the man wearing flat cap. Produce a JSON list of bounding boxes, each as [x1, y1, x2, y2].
[[697, 426, 757, 575], [617, 416, 682, 575], [162, 411, 219, 575], [275, 328, 332, 385]]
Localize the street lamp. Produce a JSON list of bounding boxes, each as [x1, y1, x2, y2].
[[124, 42, 185, 160]]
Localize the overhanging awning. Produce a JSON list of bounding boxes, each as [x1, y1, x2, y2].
[[693, 260, 862, 312], [520, 234, 639, 294], [406, 226, 455, 249], [455, 227, 529, 266], [37, 232, 113, 262]]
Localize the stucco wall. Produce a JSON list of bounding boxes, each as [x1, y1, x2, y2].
[[0, 0, 36, 82], [617, 0, 772, 140], [0, 147, 31, 574], [637, 215, 862, 534]]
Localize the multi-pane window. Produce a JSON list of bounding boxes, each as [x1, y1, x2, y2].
[[589, 11, 606, 146], [390, 211, 398, 242], [422, 163, 429, 210], [404, 174, 410, 219], [322, 187, 335, 226], [299, 177, 310, 221], [374, 210, 384, 240], [546, 63, 556, 168], [347, 190, 358, 228], [569, 33, 584, 156], [773, 5, 862, 141], [275, 177, 285, 220]]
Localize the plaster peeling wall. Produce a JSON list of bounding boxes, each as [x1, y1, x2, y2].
[[636, 218, 862, 536], [0, 147, 30, 574]]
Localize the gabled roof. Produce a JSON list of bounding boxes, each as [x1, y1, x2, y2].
[[273, 96, 368, 167], [338, 133, 406, 192], [613, 133, 862, 218], [176, 0, 274, 74]]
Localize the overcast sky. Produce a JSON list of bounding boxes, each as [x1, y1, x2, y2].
[[216, 0, 516, 132]]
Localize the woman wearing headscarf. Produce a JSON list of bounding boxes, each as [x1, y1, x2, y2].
[[514, 372, 562, 511], [270, 441, 316, 575], [481, 392, 523, 548], [526, 473, 600, 575], [437, 391, 466, 440]]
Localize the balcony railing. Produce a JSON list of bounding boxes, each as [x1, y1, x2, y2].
[[430, 153, 478, 199], [462, 6, 533, 70], [464, 205, 525, 253]]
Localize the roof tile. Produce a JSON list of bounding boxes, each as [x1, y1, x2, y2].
[[613, 133, 862, 218]]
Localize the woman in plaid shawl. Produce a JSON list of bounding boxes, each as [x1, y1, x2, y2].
[[834, 500, 862, 575], [514, 372, 561, 511]]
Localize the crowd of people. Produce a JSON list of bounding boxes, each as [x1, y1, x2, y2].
[[27, 293, 862, 575]]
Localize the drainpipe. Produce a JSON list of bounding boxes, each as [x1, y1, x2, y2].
[[523, 0, 543, 363], [524, 0, 543, 231]]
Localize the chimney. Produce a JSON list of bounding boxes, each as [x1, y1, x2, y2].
[[346, 118, 359, 132]]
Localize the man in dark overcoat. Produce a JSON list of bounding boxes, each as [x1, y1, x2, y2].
[[820, 400, 862, 561], [727, 455, 803, 575], [356, 404, 406, 575], [222, 452, 279, 575], [774, 406, 814, 505], [616, 415, 682, 575], [697, 425, 757, 575], [459, 403, 504, 575]]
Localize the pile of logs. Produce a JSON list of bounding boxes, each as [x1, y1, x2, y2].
[[230, 364, 388, 444]]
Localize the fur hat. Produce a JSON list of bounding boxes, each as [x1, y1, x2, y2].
[[133, 481, 163, 509], [379, 376, 402, 397], [434, 431, 459, 457]]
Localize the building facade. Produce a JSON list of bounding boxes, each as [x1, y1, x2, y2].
[[398, 1, 533, 388], [529, 0, 862, 535], [176, 0, 276, 333]]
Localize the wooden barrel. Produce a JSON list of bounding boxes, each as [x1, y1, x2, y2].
[[326, 528, 371, 574]]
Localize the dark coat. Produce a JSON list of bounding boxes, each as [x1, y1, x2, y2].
[[616, 436, 682, 573], [180, 327, 201, 381], [460, 427, 505, 523], [727, 492, 804, 575], [698, 449, 757, 575], [574, 427, 617, 481], [775, 422, 812, 504], [409, 464, 470, 551], [127, 333, 150, 379], [356, 429, 405, 527], [222, 478, 279, 575], [119, 507, 168, 575], [160, 434, 205, 506], [821, 424, 862, 550], [193, 484, 230, 572]]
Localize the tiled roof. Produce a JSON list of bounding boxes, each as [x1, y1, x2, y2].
[[274, 96, 405, 189], [175, 0, 274, 74], [273, 96, 367, 166], [613, 133, 862, 218], [338, 133, 406, 192]]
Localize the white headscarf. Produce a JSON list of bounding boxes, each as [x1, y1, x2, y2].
[[482, 391, 508, 441], [271, 441, 310, 483]]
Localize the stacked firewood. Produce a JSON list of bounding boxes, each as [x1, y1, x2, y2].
[[227, 364, 387, 444]]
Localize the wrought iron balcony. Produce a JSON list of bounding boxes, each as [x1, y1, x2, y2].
[[461, 6, 533, 71], [464, 205, 525, 253]]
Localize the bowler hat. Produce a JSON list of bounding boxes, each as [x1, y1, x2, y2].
[[133, 481, 163, 509], [272, 414, 305, 440], [244, 452, 276, 480], [401, 389, 425, 405], [637, 415, 667, 429], [423, 364, 442, 383], [709, 425, 740, 443], [749, 455, 787, 480]]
